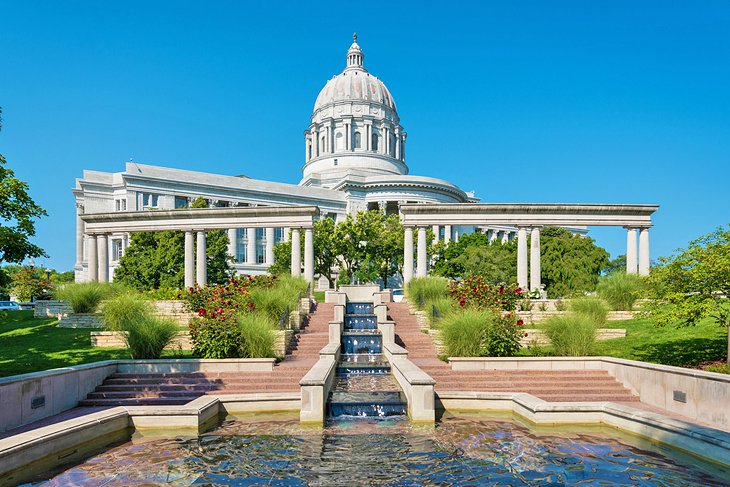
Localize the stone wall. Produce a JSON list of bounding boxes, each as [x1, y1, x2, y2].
[[152, 300, 196, 325], [91, 329, 295, 357], [516, 310, 636, 324], [58, 313, 104, 328], [33, 300, 73, 319], [428, 328, 626, 352]]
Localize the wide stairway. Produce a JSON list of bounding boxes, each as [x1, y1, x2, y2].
[[80, 303, 333, 407], [388, 302, 639, 403]]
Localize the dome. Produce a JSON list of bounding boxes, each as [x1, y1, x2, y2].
[[313, 35, 397, 114]]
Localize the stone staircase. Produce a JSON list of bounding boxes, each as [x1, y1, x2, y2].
[[388, 302, 639, 403], [79, 302, 334, 407]]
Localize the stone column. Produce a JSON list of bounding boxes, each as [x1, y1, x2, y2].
[[453, 228, 459, 242], [196, 231, 207, 287], [75, 206, 84, 266], [416, 226, 428, 278], [97, 234, 109, 283], [529, 227, 541, 292], [394, 128, 401, 160], [283, 228, 290, 242], [265, 227, 275, 265], [304, 227, 314, 284], [432, 225, 439, 246], [444, 225, 452, 244], [313, 128, 319, 157], [291, 228, 301, 277], [403, 227, 414, 284], [639, 228, 650, 276], [246, 227, 256, 264], [227, 228, 237, 262], [517, 227, 528, 290], [184, 231, 195, 288], [626, 228, 638, 274], [305, 135, 310, 162], [87, 234, 98, 282]]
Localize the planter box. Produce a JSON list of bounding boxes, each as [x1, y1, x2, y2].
[[58, 313, 103, 328]]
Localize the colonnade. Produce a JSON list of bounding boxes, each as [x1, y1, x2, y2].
[[85, 225, 314, 286], [403, 223, 652, 289]]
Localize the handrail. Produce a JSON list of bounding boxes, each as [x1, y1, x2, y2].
[[278, 305, 289, 327]]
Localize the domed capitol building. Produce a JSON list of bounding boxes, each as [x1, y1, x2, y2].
[[73, 36, 655, 288]]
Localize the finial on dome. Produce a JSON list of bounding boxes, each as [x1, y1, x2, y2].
[[345, 33, 364, 70]]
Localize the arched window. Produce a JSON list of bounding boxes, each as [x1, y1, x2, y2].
[[372, 133, 379, 151], [336, 132, 344, 150], [354, 131, 362, 149]]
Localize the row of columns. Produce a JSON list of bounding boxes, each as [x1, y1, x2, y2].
[[626, 227, 651, 276], [86, 226, 315, 287], [305, 123, 406, 161], [516, 227, 541, 292], [226, 227, 282, 265]]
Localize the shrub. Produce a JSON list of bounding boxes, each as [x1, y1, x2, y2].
[[440, 309, 490, 357], [570, 297, 609, 326], [425, 296, 454, 328], [238, 313, 277, 358], [449, 276, 523, 312], [189, 319, 243, 358], [545, 314, 597, 356], [405, 277, 449, 309], [597, 272, 644, 311], [56, 282, 125, 313], [101, 293, 153, 331], [483, 313, 524, 357], [124, 316, 179, 359], [554, 299, 568, 311]]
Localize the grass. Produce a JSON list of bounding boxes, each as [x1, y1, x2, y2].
[[238, 313, 277, 358], [544, 314, 597, 356], [596, 272, 644, 310], [569, 297, 609, 326], [0, 310, 190, 378], [440, 309, 490, 357], [405, 277, 449, 309]]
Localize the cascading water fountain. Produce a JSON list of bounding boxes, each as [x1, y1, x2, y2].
[[327, 302, 407, 418]]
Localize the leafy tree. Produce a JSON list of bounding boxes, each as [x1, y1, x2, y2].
[[313, 218, 338, 287], [433, 232, 517, 282], [539, 227, 610, 298], [0, 107, 47, 266], [643, 225, 730, 364], [10, 266, 52, 301], [114, 198, 232, 290], [604, 254, 627, 275], [269, 239, 293, 276]]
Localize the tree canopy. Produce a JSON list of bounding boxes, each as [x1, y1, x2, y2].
[[643, 225, 730, 363], [0, 108, 47, 266]]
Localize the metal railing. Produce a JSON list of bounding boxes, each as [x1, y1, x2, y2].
[[279, 305, 290, 327]]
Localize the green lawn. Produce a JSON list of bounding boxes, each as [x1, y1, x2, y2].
[[528, 316, 728, 368], [0, 311, 189, 378]]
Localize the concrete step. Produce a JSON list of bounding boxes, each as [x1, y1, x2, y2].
[[79, 397, 197, 407]]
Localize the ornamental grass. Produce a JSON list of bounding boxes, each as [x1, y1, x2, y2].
[[405, 277, 449, 309], [425, 296, 454, 328], [238, 313, 277, 358], [597, 272, 644, 311], [55, 282, 126, 313], [440, 309, 490, 357], [569, 297, 610, 326], [544, 314, 597, 356]]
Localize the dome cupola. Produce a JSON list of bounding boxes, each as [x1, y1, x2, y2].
[[302, 35, 408, 188]]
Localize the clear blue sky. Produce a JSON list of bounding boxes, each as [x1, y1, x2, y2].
[[1, 1, 728, 271]]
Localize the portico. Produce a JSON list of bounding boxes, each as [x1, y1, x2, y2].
[[400, 203, 659, 288], [81, 206, 319, 286]]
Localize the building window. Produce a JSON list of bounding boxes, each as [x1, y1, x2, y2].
[[174, 196, 189, 209], [142, 193, 159, 209], [353, 131, 362, 149], [114, 198, 127, 211], [372, 133, 379, 151], [275, 227, 284, 244], [235, 229, 246, 263], [256, 228, 265, 264], [111, 239, 124, 262]]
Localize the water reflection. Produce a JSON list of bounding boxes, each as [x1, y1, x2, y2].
[[28, 415, 730, 486]]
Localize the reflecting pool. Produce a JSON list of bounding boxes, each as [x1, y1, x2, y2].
[[27, 413, 730, 486]]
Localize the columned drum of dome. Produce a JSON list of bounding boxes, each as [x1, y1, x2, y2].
[[302, 35, 409, 188]]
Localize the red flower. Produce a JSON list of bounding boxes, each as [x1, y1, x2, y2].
[[248, 302, 256, 310], [517, 319, 524, 326], [459, 299, 466, 308], [197, 309, 206, 316], [524, 332, 529, 337]]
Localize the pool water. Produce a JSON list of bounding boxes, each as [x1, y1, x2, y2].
[[27, 413, 730, 486]]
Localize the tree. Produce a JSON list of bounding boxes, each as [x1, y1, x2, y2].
[[10, 266, 52, 301], [643, 225, 730, 364], [313, 218, 338, 287], [432, 232, 516, 282], [540, 227, 610, 298], [269, 239, 293, 276], [0, 107, 47, 266], [604, 254, 627, 275], [114, 198, 233, 290]]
